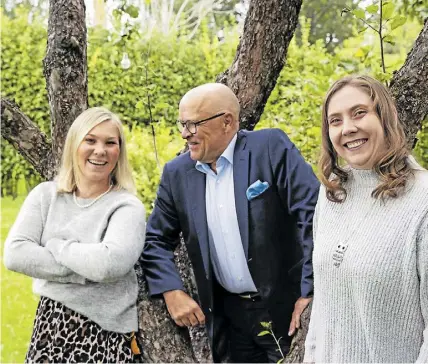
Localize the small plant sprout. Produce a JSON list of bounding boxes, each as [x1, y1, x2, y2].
[[258, 321, 285, 363]]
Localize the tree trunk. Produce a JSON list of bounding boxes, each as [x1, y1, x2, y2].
[[44, 0, 88, 167], [217, 0, 303, 131], [136, 240, 212, 362], [390, 18, 428, 149]]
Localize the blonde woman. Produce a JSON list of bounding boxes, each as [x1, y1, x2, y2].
[[4, 107, 146, 363], [304, 75, 427, 363]]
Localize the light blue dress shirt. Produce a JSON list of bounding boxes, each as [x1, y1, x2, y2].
[[195, 134, 257, 294]]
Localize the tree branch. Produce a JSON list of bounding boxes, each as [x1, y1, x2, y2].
[[390, 18, 428, 149], [217, 0, 303, 130], [1, 98, 55, 180]]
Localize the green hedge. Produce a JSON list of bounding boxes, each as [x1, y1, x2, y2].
[[1, 8, 426, 208]]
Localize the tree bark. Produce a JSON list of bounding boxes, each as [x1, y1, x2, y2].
[[1, 99, 55, 180], [390, 18, 428, 149], [217, 0, 303, 131], [44, 0, 88, 166], [136, 240, 212, 362]]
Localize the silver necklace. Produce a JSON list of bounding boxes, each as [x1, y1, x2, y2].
[[73, 185, 113, 208], [332, 198, 378, 268]]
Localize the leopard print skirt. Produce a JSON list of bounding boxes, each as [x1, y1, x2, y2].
[[25, 296, 136, 363]]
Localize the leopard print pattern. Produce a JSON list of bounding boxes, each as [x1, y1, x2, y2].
[[25, 296, 135, 363]]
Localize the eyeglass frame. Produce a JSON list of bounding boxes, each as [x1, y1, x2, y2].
[[177, 112, 226, 135]]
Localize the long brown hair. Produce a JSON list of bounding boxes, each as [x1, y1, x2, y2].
[[319, 75, 411, 203]]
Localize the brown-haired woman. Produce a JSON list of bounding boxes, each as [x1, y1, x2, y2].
[[304, 75, 428, 363]]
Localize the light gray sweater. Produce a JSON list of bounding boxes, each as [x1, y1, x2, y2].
[[304, 166, 428, 363], [4, 181, 146, 333]]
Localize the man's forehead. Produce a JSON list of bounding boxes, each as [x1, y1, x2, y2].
[[179, 96, 214, 119]]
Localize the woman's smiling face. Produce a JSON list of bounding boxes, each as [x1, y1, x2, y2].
[[327, 85, 386, 170], [76, 120, 120, 185]]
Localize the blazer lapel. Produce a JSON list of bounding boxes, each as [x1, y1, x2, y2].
[[187, 168, 210, 276], [233, 132, 250, 257]]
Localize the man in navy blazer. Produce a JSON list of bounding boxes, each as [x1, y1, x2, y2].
[[141, 83, 319, 362]]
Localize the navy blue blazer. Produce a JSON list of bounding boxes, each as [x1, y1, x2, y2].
[[142, 128, 319, 360]]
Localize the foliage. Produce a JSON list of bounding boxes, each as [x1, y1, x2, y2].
[[343, 0, 408, 75], [1, 7, 238, 200], [258, 16, 427, 170], [124, 123, 183, 213], [108, 0, 240, 41], [298, 0, 427, 49], [87, 19, 238, 127], [297, 0, 363, 49], [1, 8, 426, 202], [396, 0, 428, 22]]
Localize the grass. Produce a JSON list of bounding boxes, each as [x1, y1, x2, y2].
[[1, 195, 39, 364]]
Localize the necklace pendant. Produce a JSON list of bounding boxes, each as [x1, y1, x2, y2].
[[332, 243, 348, 268]]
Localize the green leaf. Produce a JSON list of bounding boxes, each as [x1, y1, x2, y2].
[[355, 48, 365, 58], [257, 331, 271, 337], [135, 100, 145, 110], [260, 321, 272, 329], [341, 7, 351, 17], [156, 102, 170, 109], [366, 4, 378, 14], [390, 15, 406, 31], [352, 8, 365, 20], [125, 5, 139, 18], [383, 34, 395, 45], [382, 2, 394, 20], [277, 359, 284, 364]]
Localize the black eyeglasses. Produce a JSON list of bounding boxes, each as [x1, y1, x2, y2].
[[177, 112, 225, 135]]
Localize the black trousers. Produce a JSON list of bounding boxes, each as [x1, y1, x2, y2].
[[221, 292, 291, 363]]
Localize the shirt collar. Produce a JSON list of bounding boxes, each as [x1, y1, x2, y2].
[[196, 133, 238, 172]]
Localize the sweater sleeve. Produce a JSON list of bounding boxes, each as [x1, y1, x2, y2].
[[303, 192, 321, 363], [416, 212, 428, 363], [3, 184, 85, 284], [45, 200, 146, 282]]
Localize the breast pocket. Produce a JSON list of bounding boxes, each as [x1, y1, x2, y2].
[[248, 185, 275, 211]]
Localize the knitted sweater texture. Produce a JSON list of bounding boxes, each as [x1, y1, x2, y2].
[[304, 167, 428, 363], [4, 182, 146, 333]]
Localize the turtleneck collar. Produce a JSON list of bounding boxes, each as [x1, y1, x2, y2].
[[346, 167, 380, 188]]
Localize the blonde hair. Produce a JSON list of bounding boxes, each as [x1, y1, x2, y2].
[[56, 107, 136, 194], [319, 75, 411, 203]]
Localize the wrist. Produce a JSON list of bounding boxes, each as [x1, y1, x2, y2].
[[163, 289, 183, 299]]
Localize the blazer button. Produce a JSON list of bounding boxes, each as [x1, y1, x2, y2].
[[206, 274, 209, 280], [209, 308, 212, 312]]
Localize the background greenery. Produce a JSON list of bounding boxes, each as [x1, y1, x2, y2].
[[1, 2, 427, 362]]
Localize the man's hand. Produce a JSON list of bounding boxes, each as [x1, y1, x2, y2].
[[163, 290, 206, 327], [288, 296, 312, 336]]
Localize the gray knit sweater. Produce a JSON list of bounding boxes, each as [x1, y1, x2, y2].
[[304, 166, 428, 363], [4, 181, 146, 333]]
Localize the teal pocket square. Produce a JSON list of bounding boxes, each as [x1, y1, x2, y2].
[[246, 180, 270, 201]]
